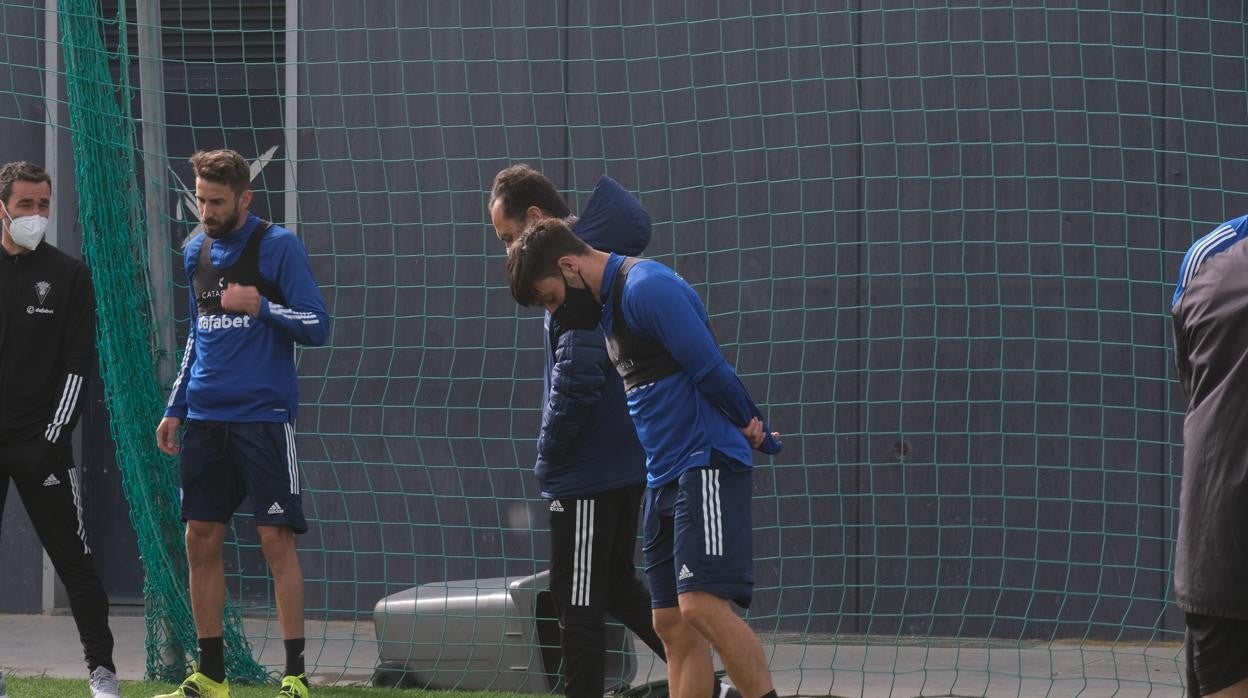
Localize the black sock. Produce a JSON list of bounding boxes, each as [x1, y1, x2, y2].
[[755, 691, 778, 698], [197, 636, 225, 683], [284, 638, 306, 678]]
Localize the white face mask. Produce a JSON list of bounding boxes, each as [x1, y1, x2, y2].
[[1, 203, 48, 250]]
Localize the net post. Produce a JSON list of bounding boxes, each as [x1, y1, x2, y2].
[[136, 0, 176, 390], [283, 0, 298, 229], [135, 0, 183, 677]]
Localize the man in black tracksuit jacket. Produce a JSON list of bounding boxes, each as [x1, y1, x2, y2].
[[0, 161, 119, 697]]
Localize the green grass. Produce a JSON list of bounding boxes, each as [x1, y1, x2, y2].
[[6, 676, 534, 698]]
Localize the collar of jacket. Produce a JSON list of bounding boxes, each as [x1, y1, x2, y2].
[[0, 241, 47, 263]]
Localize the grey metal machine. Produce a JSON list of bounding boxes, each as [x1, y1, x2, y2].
[[372, 570, 638, 692]]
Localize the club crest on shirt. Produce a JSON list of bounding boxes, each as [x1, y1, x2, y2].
[[27, 280, 54, 315]]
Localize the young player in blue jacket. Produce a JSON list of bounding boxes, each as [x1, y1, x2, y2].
[[505, 219, 781, 698], [154, 149, 330, 698], [490, 166, 670, 697]]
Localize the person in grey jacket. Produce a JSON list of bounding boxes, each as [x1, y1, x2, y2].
[[1171, 213, 1248, 697]]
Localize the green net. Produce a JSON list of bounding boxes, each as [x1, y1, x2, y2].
[[56, 0, 264, 683], [7, 1, 1248, 695]]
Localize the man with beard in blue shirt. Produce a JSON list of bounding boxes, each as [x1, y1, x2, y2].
[[155, 149, 330, 698], [505, 218, 781, 698]]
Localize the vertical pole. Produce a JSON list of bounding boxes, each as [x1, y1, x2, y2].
[[41, 0, 60, 614], [284, 0, 298, 229], [43, 0, 58, 245], [136, 0, 175, 388], [135, 0, 182, 675]]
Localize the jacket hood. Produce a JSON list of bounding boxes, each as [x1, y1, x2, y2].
[[572, 176, 651, 256]]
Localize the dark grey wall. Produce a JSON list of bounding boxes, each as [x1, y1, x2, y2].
[[20, 1, 1244, 645], [281, 1, 1228, 642]]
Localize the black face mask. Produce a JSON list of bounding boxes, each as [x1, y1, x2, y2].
[[551, 273, 602, 330]]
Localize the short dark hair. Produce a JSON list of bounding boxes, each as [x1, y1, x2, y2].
[[0, 161, 51, 207], [506, 217, 592, 307], [490, 164, 571, 221], [190, 149, 250, 194]]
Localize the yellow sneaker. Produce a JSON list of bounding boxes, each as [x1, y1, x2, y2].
[[277, 674, 309, 697], [151, 671, 231, 698]]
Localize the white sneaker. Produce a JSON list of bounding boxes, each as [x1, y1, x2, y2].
[[89, 665, 121, 698]]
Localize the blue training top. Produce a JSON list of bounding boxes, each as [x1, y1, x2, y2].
[[599, 254, 779, 487], [166, 213, 330, 423]]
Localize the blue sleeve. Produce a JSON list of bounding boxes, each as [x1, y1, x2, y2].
[[257, 231, 331, 346], [622, 268, 782, 454], [164, 253, 197, 419], [536, 329, 610, 466]]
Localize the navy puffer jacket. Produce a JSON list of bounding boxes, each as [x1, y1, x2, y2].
[[534, 176, 650, 499]]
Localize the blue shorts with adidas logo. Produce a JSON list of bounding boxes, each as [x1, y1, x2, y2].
[[642, 459, 754, 609], [180, 420, 307, 534]]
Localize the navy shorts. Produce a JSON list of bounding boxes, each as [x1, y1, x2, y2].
[[180, 420, 307, 533], [643, 461, 754, 609]]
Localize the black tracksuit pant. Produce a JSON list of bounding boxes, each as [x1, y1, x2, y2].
[[0, 438, 114, 672], [548, 483, 667, 698]]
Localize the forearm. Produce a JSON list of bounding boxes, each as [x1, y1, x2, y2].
[[537, 332, 609, 464], [258, 299, 330, 345], [48, 271, 96, 441], [694, 358, 763, 428], [43, 372, 87, 444], [165, 319, 195, 419]]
